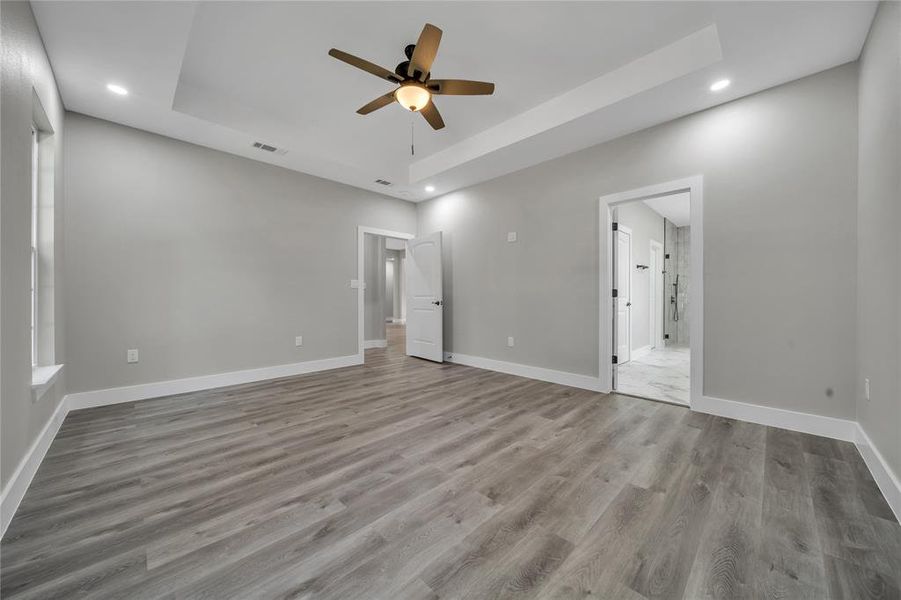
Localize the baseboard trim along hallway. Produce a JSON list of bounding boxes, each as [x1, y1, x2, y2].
[[0, 396, 68, 537], [693, 394, 858, 442], [443, 351, 607, 393], [856, 424, 901, 523], [65, 354, 362, 411]]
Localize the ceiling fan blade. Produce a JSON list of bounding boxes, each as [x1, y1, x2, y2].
[[329, 49, 402, 83], [420, 100, 445, 130], [427, 79, 495, 95], [357, 92, 397, 115], [407, 24, 442, 81]]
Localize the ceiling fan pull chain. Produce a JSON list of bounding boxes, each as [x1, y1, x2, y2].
[[411, 117, 415, 156]]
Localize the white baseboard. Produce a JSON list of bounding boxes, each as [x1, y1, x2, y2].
[[855, 424, 901, 523], [631, 345, 652, 360], [1, 395, 69, 538], [693, 395, 857, 441], [363, 339, 388, 349], [443, 351, 607, 393], [67, 354, 362, 411]]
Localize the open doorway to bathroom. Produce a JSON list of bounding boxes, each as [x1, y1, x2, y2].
[[610, 190, 692, 405]]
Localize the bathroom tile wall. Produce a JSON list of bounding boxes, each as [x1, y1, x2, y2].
[[664, 220, 690, 346]]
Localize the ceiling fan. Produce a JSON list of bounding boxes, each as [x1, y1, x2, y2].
[[328, 23, 495, 130]]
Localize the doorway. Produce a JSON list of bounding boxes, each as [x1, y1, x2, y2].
[[357, 227, 414, 363], [357, 227, 444, 364], [600, 176, 703, 407]]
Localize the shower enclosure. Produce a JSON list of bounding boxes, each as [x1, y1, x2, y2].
[[663, 219, 690, 346]]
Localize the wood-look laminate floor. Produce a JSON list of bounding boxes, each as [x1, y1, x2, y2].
[[2, 326, 899, 599]]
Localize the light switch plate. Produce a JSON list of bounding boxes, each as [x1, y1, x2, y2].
[[507, 232, 517, 243], [507, 336, 515, 347], [295, 336, 303, 347], [127, 349, 139, 363]]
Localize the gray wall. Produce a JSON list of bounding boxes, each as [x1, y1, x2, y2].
[[1, 2, 67, 491], [418, 64, 858, 419], [364, 233, 387, 342], [615, 202, 665, 353], [64, 114, 416, 393], [856, 2, 901, 478]]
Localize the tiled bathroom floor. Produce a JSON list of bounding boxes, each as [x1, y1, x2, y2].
[[616, 345, 690, 405]]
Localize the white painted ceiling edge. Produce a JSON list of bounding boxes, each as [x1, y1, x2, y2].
[[32, 1, 877, 203]]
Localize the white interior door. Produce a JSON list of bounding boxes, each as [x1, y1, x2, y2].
[[405, 231, 443, 362], [616, 229, 632, 364]]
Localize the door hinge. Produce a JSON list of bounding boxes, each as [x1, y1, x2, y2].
[[612, 222, 619, 231], [612, 355, 618, 364], [612, 288, 618, 298]]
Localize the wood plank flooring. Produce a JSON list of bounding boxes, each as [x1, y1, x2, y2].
[[2, 325, 899, 599]]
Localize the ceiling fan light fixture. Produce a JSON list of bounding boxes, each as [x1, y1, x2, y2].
[[395, 84, 431, 112]]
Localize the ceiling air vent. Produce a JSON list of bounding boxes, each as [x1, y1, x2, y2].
[[252, 142, 288, 155], [374, 179, 392, 186]]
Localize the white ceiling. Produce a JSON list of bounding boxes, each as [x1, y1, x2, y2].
[[33, 1, 876, 203], [644, 192, 691, 227]]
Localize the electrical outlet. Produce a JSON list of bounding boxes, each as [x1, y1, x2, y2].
[[507, 231, 517, 243], [295, 336, 303, 347], [865, 378, 870, 401], [127, 349, 139, 364], [507, 336, 515, 348]]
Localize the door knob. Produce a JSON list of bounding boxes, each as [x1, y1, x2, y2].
[[626, 302, 632, 307], [432, 300, 442, 306]]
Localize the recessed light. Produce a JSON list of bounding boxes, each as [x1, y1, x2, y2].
[[709, 79, 730, 92], [425, 185, 435, 193], [106, 83, 128, 96]]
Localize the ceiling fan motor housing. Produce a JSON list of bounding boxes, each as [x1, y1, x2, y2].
[[395, 59, 428, 83]]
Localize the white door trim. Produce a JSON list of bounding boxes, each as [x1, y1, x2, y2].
[[599, 175, 703, 407], [649, 239, 664, 349], [357, 226, 415, 361]]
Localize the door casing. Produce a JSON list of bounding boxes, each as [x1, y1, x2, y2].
[[599, 176, 704, 407]]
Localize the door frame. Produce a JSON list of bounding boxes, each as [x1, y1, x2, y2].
[[357, 226, 415, 362], [649, 239, 664, 350], [599, 175, 703, 407]]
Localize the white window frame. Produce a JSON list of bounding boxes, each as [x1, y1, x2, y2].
[[31, 126, 39, 368], [29, 110, 63, 400]]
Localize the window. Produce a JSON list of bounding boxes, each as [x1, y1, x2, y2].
[[31, 126, 39, 367], [29, 110, 63, 399]]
